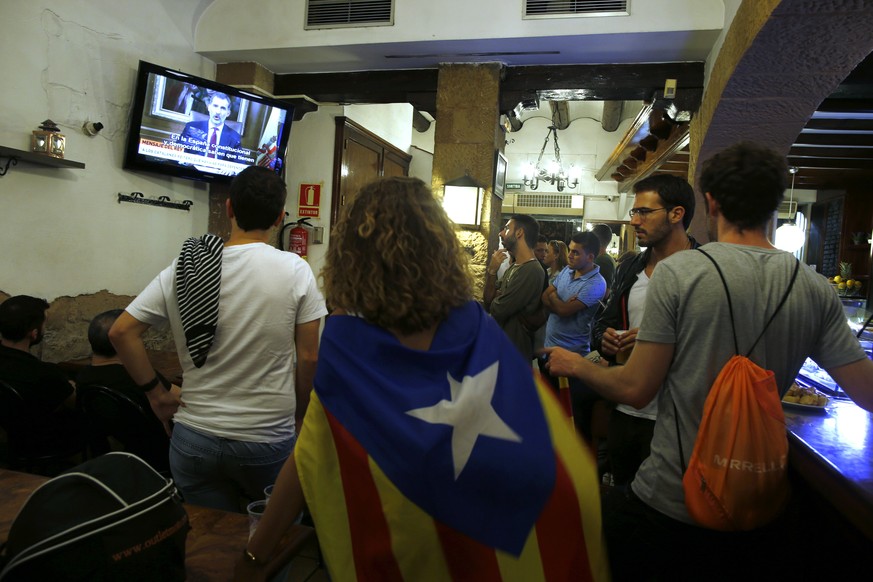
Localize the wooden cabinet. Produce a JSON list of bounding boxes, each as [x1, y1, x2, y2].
[[840, 190, 873, 282], [809, 190, 872, 282], [330, 117, 411, 226]]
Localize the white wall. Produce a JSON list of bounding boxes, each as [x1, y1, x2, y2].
[[284, 103, 422, 283], [282, 105, 342, 282], [409, 118, 435, 185], [0, 1, 215, 300], [197, 0, 725, 61], [345, 103, 413, 152], [503, 101, 643, 221]]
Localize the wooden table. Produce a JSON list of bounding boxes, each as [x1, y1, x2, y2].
[[0, 469, 313, 581]]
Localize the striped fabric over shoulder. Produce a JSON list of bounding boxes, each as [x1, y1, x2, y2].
[[175, 233, 223, 368]]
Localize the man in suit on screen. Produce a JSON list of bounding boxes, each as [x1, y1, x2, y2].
[[179, 91, 242, 161]]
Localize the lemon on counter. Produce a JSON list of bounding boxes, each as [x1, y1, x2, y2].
[[838, 282, 847, 289], [846, 279, 855, 287], [834, 275, 842, 283]]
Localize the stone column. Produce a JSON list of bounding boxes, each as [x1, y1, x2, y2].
[[432, 63, 504, 300]]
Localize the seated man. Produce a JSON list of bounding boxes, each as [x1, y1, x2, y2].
[[76, 309, 169, 470], [0, 295, 81, 454]]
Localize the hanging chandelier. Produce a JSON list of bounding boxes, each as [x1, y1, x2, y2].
[[523, 125, 578, 192]]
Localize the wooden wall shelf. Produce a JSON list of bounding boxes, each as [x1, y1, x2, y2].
[[0, 145, 85, 176]]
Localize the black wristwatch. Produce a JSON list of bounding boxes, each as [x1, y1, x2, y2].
[[138, 376, 161, 392], [138, 374, 169, 393]]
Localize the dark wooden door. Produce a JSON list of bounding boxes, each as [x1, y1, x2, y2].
[[331, 117, 411, 226]]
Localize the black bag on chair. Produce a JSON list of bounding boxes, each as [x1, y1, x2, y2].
[[0, 452, 189, 581]]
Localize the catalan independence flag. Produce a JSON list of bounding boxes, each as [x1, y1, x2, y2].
[[296, 301, 608, 581]]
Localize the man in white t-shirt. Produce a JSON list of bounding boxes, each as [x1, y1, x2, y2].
[[110, 166, 327, 512], [591, 174, 698, 487]]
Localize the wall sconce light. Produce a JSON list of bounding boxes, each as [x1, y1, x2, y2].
[[443, 174, 483, 229], [31, 119, 65, 158]]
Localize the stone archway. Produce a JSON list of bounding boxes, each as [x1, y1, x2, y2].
[[688, 0, 873, 241]]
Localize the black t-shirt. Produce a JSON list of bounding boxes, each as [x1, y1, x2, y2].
[[75, 364, 163, 427], [0, 344, 73, 413]]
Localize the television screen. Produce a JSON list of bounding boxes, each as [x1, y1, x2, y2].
[[123, 61, 293, 183]]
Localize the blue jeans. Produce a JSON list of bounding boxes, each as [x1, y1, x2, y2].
[[169, 422, 295, 512]]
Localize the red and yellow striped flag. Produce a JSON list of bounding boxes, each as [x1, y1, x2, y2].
[[296, 302, 608, 581]]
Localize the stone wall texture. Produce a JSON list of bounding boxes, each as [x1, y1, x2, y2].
[[0, 290, 174, 364], [689, 0, 873, 242]]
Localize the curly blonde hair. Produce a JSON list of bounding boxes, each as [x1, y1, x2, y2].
[[322, 177, 473, 334]]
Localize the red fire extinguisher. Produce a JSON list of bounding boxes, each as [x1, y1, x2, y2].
[[279, 217, 312, 260]]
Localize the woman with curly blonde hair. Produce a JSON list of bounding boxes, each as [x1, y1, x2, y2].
[[236, 177, 607, 582], [322, 176, 472, 338]]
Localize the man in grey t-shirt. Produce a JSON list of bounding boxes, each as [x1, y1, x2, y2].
[[545, 142, 873, 579]]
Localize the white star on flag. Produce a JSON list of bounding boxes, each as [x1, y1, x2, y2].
[[405, 361, 522, 479]]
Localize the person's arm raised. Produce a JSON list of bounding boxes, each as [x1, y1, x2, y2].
[[483, 249, 508, 311]]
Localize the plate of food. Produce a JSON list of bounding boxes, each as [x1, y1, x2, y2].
[[782, 383, 828, 412]]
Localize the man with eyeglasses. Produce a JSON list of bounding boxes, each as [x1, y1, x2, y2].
[[590, 174, 698, 490], [545, 142, 873, 579], [541, 231, 606, 439]]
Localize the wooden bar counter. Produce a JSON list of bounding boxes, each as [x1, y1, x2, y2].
[[784, 398, 873, 542]]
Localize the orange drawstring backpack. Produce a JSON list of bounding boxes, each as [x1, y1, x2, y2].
[[675, 249, 799, 531]]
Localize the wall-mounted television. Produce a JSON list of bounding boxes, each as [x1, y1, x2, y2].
[[123, 60, 294, 183]]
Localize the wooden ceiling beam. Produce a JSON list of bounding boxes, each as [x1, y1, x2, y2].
[[273, 69, 440, 115], [793, 133, 873, 147], [271, 63, 705, 119]]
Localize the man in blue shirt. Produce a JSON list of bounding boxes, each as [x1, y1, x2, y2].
[[541, 231, 606, 438]]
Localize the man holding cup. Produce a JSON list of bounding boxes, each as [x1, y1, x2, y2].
[[591, 174, 698, 487]]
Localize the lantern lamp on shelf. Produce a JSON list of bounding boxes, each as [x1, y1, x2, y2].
[[31, 119, 65, 159]]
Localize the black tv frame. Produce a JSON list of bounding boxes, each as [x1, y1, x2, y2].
[[123, 60, 294, 184]]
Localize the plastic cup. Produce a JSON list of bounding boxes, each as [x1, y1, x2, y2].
[[247, 500, 268, 540], [614, 330, 633, 365], [264, 484, 274, 502]]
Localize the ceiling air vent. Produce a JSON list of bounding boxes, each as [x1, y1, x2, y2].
[[524, 0, 629, 19], [306, 0, 393, 29], [504, 193, 585, 218]]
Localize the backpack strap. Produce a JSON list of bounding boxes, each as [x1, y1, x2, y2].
[[673, 249, 801, 476], [696, 248, 800, 357], [747, 256, 800, 355], [696, 248, 739, 354]]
